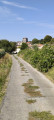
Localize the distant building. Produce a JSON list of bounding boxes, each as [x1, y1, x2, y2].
[[16, 41, 22, 47], [22, 38, 28, 43], [27, 42, 32, 48], [36, 44, 44, 49]]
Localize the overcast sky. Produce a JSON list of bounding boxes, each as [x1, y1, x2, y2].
[[0, 0, 54, 41]]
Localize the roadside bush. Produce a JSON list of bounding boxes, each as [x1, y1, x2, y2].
[[0, 49, 5, 58], [18, 45, 54, 72], [36, 45, 54, 72], [30, 52, 40, 67], [32, 45, 38, 51]]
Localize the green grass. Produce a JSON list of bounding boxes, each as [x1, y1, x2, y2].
[[0, 53, 12, 103], [45, 67, 54, 83], [26, 99, 36, 104], [29, 111, 54, 120], [22, 79, 42, 97]]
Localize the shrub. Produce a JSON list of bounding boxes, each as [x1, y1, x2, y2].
[[21, 43, 28, 50], [18, 45, 54, 72], [0, 49, 5, 58]]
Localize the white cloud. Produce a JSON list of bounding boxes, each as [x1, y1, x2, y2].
[[1, 0, 38, 10], [0, 6, 24, 22]]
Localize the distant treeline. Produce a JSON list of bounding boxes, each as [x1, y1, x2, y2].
[[32, 35, 54, 44], [0, 40, 16, 53]]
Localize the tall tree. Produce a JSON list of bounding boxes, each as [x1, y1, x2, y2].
[[0, 40, 16, 53], [44, 35, 52, 43], [32, 38, 39, 44], [21, 43, 28, 50]]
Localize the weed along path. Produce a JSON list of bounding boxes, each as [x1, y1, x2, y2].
[[0, 55, 54, 120]]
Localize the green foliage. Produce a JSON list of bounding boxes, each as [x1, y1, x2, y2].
[[32, 45, 54, 72], [18, 45, 54, 73], [0, 49, 5, 58], [0, 40, 16, 53], [32, 45, 38, 51], [21, 43, 28, 50], [39, 39, 44, 44], [50, 38, 54, 44], [10, 42, 16, 52], [32, 38, 39, 44], [29, 111, 54, 120], [44, 35, 52, 43]]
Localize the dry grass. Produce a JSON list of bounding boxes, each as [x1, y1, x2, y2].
[[22, 79, 42, 97], [19, 62, 26, 71], [26, 99, 36, 104], [0, 53, 12, 103], [19, 62, 29, 73], [28, 79, 34, 84], [19, 62, 28, 72]]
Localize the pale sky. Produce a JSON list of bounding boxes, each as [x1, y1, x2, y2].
[[0, 0, 54, 41]]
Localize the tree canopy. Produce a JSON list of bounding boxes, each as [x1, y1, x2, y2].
[[0, 39, 16, 53], [32, 38, 39, 44], [50, 38, 54, 44], [21, 43, 28, 50], [44, 35, 52, 43]]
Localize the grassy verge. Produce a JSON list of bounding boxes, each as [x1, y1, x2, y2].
[[29, 111, 54, 120], [0, 53, 12, 103], [45, 67, 54, 82]]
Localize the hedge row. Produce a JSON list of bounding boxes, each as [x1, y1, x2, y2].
[[0, 49, 5, 58], [18, 45, 54, 72], [31, 45, 54, 72]]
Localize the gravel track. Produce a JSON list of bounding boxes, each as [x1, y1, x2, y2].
[[0, 55, 54, 120]]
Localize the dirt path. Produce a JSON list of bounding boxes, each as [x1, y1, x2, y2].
[[0, 55, 54, 120]]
